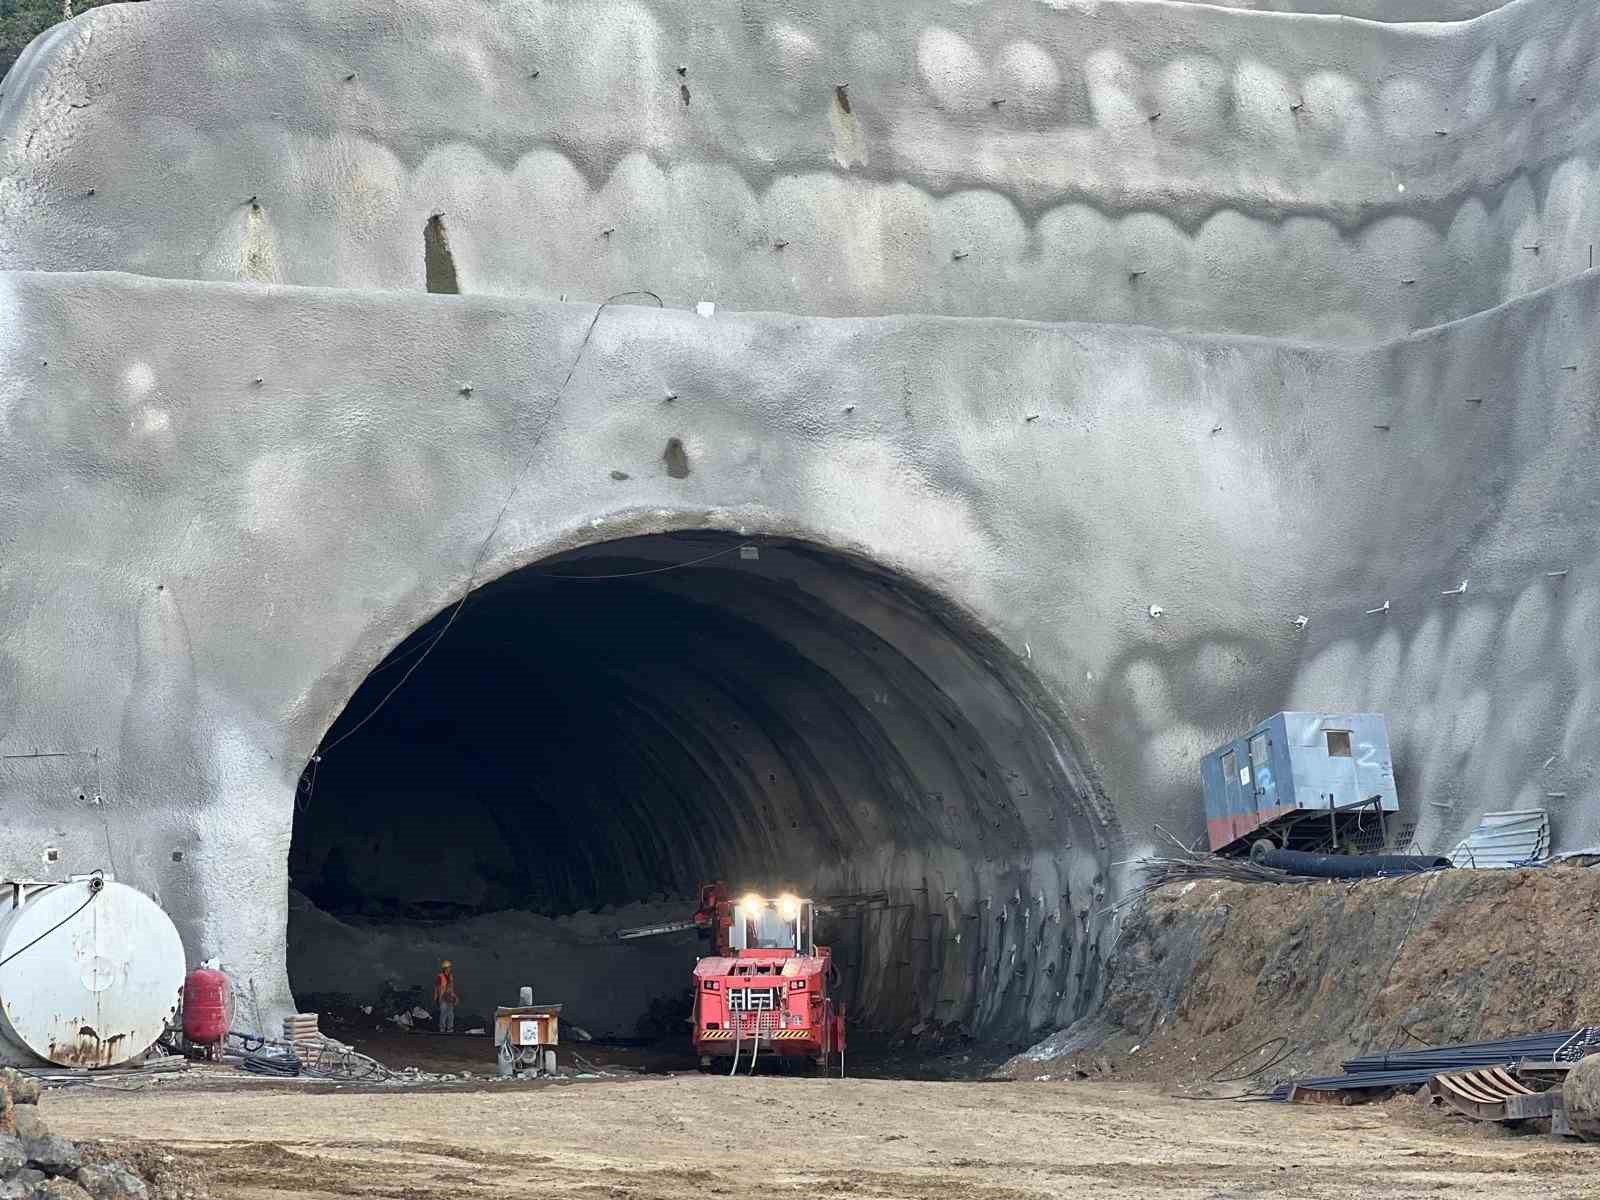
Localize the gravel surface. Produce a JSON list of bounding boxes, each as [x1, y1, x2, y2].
[[46, 1074, 1599, 1199]]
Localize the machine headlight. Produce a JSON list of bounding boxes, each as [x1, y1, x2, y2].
[[740, 892, 763, 916], [778, 893, 800, 920]]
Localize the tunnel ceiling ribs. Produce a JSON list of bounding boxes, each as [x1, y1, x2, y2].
[[291, 534, 1108, 1037]]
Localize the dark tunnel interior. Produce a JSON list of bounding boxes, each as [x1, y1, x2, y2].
[[287, 532, 1108, 1042]]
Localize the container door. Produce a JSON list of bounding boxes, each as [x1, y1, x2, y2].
[[1219, 749, 1241, 842], [1249, 731, 1277, 818], [1222, 752, 1248, 844]]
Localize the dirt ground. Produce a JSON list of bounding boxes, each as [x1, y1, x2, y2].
[[38, 869, 1600, 1198], [46, 1071, 1599, 1200], [1009, 867, 1600, 1090], [330, 1028, 1011, 1082]]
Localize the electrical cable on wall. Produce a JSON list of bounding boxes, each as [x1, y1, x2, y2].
[[0, 873, 104, 970], [295, 752, 320, 814], [345, 536, 758, 703], [317, 289, 664, 759], [533, 539, 756, 581]]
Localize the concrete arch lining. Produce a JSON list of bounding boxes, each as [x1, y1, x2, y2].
[[287, 529, 1115, 1039]]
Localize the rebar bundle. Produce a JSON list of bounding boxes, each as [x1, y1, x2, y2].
[[1105, 828, 1304, 915]]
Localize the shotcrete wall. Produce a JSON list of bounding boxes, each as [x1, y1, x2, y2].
[[5, 0, 1600, 340], [1, 0, 1597, 1039]]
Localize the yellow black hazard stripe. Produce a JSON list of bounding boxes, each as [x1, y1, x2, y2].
[[699, 1029, 815, 1040]]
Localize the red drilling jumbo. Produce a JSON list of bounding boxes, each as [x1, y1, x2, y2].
[[619, 883, 846, 1075]]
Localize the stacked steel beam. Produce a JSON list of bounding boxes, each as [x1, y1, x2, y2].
[[1265, 1031, 1583, 1100]]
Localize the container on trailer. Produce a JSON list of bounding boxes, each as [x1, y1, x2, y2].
[[1200, 712, 1399, 854]]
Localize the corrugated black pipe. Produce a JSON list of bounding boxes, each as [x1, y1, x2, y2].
[[1248, 843, 1452, 878]]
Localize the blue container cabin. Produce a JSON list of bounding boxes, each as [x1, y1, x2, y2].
[[1200, 712, 1399, 854]]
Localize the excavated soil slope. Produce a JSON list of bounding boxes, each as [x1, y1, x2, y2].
[[1009, 867, 1600, 1090]]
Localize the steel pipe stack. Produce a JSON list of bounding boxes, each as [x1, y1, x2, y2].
[[1268, 1031, 1585, 1099]]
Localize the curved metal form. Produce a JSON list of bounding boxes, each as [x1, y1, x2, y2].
[[1429, 1067, 1543, 1122]]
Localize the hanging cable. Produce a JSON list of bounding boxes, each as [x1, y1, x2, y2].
[[0, 874, 104, 971], [534, 540, 757, 581], [318, 290, 664, 757], [295, 752, 321, 814], [1354, 870, 1441, 1062]]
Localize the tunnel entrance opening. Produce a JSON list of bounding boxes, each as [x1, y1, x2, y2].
[[287, 531, 1108, 1067]]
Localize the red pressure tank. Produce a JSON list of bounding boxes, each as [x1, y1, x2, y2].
[[181, 964, 233, 1053]]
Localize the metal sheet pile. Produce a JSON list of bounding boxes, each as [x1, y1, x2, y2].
[[1448, 810, 1550, 869]]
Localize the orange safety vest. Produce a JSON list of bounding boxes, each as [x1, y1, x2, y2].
[[434, 971, 457, 1003]]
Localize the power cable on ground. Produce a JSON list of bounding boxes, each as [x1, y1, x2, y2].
[[1353, 869, 1441, 1063], [1206, 1036, 1294, 1084]]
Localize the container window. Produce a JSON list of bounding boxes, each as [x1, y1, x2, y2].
[[1326, 730, 1353, 758], [1220, 750, 1237, 789], [1248, 733, 1269, 769]]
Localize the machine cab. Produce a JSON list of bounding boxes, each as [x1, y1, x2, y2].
[[728, 893, 814, 956]]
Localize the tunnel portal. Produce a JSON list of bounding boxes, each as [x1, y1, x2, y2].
[[287, 532, 1107, 1044]]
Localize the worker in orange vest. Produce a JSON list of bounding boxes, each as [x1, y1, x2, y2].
[[433, 959, 458, 1034]]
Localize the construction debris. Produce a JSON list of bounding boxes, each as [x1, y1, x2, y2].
[[1273, 1030, 1600, 1101], [0, 1067, 154, 1198], [1105, 843, 1299, 915], [229, 1029, 395, 1082], [1449, 810, 1550, 868], [21, 1057, 186, 1088]]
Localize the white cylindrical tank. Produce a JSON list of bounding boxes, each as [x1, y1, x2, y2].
[[0, 874, 185, 1068]]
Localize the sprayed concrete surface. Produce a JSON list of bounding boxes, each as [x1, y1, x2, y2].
[[2, 0, 1600, 1045], [47, 1074, 1600, 1199], [6, 0, 1600, 340]]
